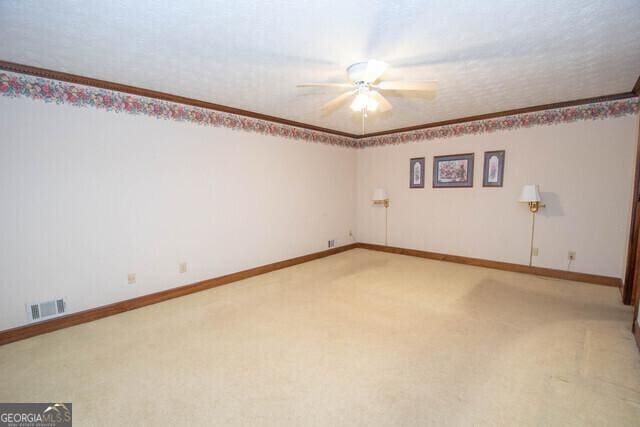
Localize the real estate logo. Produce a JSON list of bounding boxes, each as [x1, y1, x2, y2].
[[0, 403, 72, 426]]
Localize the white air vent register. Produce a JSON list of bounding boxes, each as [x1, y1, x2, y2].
[[26, 298, 66, 322]]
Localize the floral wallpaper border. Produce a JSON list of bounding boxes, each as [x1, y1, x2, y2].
[[1, 71, 638, 148], [356, 98, 639, 148], [0, 71, 353, 147]]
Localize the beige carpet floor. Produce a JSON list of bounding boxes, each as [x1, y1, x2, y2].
[[1, 248, 640, 426]]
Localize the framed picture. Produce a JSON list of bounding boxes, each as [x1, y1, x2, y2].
[[432, 153, 474, 188], [483, 150, 505, 187], [409, 157, 425, 188]]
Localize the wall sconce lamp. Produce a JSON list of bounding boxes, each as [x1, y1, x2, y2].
[[372, 188, 390, 246], [519, 184, 545, 213], [518, 184, 545, 266], [372, 188, 389, 208]]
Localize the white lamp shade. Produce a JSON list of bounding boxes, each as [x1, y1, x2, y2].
[[373, 188, 387, 201], [518, 184, 541, 202]]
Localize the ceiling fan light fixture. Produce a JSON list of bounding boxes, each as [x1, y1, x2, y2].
[[350, 93, 368, 111], [350, 93, 379, 112]]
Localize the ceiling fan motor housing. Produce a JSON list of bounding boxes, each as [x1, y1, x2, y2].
[[347, 61, 385, 84]]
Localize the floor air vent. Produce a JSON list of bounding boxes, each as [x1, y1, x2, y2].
[[27, 298, 66, 322]]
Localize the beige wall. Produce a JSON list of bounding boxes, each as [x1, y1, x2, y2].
[[1, 93, 638, 331], [0, 97, 356, 330], [356, 115, 639, 278]]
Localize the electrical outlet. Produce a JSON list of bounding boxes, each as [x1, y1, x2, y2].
[[127, 273, 136, 285], [568, 251, 576, 261], [532, 248, 539, 257], [328, 239, 336, 248], [179, 262, 187, 274]]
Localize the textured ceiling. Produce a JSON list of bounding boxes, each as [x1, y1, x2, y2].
[[1, 0, 639, 134]]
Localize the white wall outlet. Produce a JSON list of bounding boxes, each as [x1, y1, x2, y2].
[[127, 273, 136, 285], [179, 262, 187, 274], [568, 251, 576, 261], [328, 239, 336, 248], [532, 248, 539, 257]]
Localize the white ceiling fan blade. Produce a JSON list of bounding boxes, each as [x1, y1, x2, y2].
[[321, 90, 357, 112], [297, 83, 354, 88], [369, 91, 393, 113], [377, 80, 438, 92], [363, 60, 389, 83]]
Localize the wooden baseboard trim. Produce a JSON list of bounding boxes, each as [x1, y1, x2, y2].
[[0, 242, 623, 346], [0, 243, 358, 346], [356, 243, 622, 287]]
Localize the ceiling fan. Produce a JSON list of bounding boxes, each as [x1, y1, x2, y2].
[[297, 59, 438, 115]]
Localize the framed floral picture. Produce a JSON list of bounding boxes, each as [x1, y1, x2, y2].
[[409, 157, 425, 188], [483, 150, 505, 187], [432, 153, 474, 188]]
